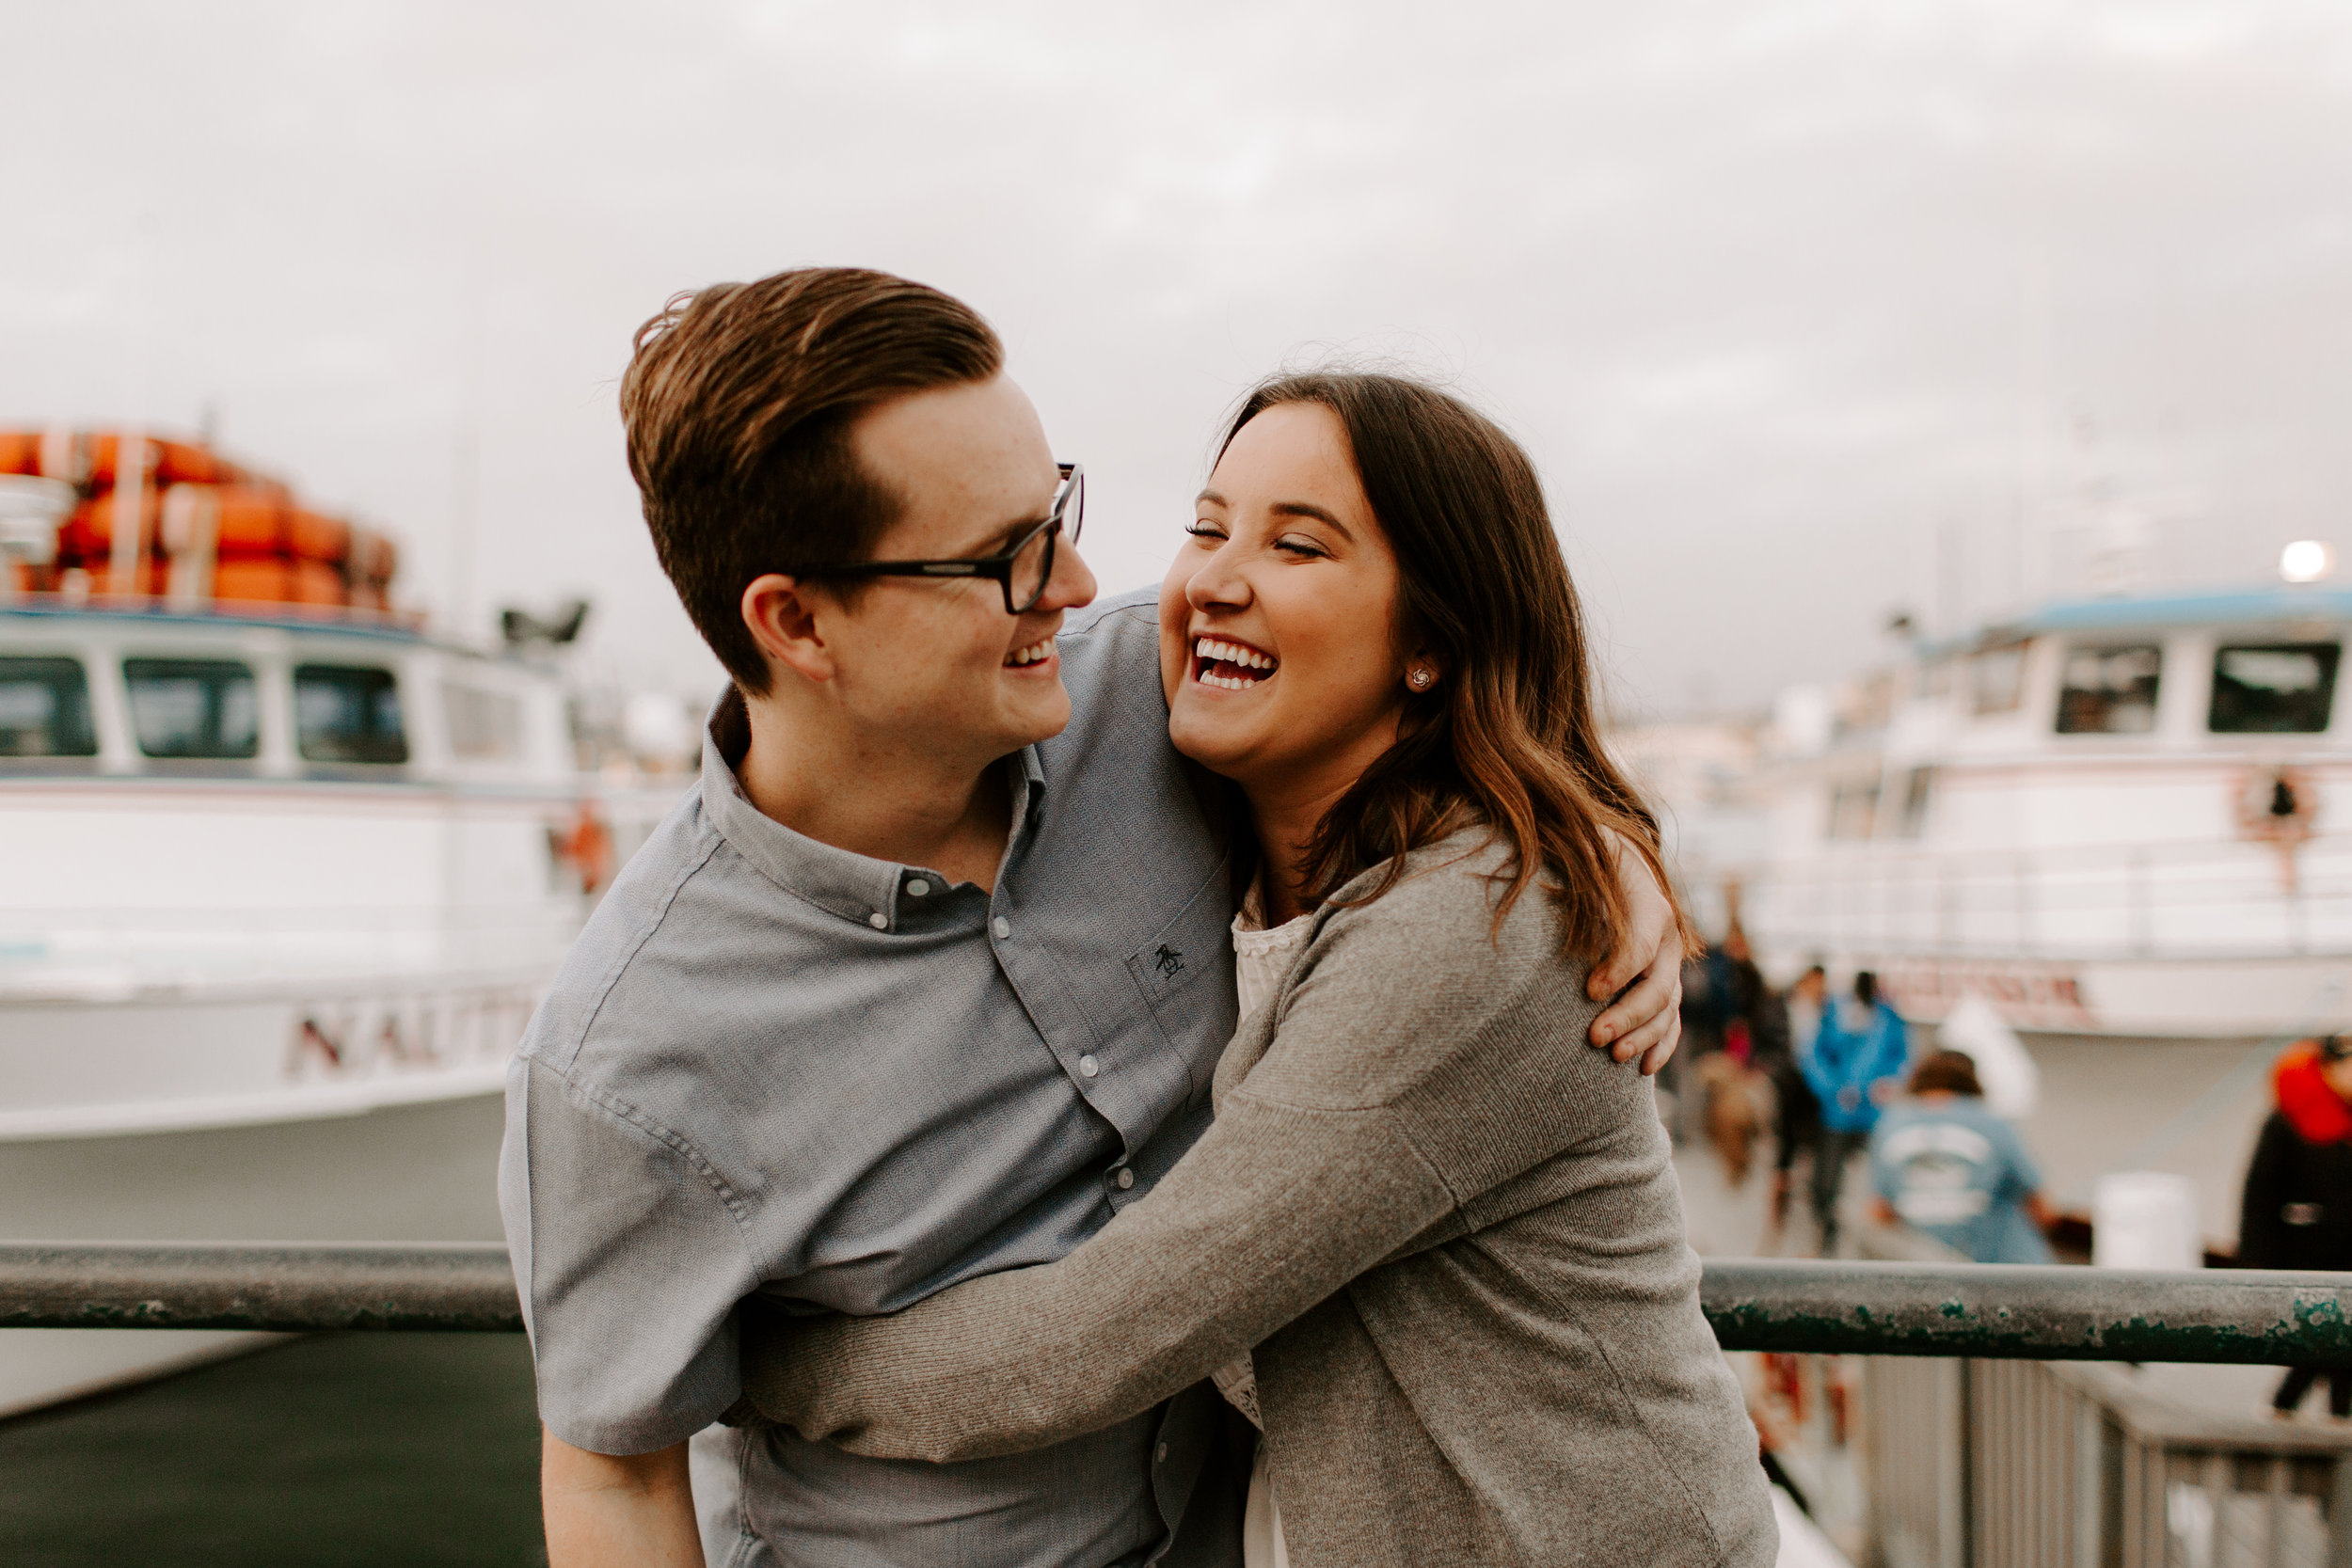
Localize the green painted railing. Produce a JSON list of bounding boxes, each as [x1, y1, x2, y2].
[[1702, 1259, 2352, 1366], [5, 1244, 2351, 1366]]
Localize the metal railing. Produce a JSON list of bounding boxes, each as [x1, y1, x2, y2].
[[1707, 1259, 2352, 1366], [1744, 832, 2352, 963], [20, 1244, 2352, 1565], [1868, 1350, 2352, 1568], [0, 1243, 521, 1333], [7, 1246, 2352, 1366]]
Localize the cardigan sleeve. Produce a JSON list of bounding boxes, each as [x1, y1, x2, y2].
[[739, 1080, 1459, 1461], [739, 847, 1617, 1463]]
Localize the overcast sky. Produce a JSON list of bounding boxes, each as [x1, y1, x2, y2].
[[7, 1, 2348, 717]]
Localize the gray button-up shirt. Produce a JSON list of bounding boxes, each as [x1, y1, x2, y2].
[[500, 593, 1242, 1567]]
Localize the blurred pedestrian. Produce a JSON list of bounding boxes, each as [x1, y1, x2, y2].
[[1867, 1050, 2055, 1262], [2238, 1034, 2352, 1418], [1697, 926, 1769, 1182], [1756, 965, 1825, 1240], [1677, 929, 1730, 1056], [1696, 1053, 1763, 1186], [1799, 970, 1910, 1256], [1665, 942, 1722, 1144], [1714, 925, 1770, 1062]]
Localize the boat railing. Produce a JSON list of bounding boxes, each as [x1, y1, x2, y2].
[[1745, 832, 2352, 962], [0, 586, 430, 635], [0, 901, 580, 991], [0, 899, 573, 929]]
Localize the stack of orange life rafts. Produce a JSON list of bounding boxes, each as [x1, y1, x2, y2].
[[0, 428, 397, 614]]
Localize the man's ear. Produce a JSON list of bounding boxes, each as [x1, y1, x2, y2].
[[741, 574, 838, 686]]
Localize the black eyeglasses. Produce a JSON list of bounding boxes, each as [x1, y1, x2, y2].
[[801, 464, 1084, 616]]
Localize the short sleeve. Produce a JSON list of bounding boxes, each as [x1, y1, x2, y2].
[[500, 1053, 760, 1454]]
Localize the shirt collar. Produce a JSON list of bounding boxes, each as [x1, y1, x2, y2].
[[697, 688, 1047, 929]]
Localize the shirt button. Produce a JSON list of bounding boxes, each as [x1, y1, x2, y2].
[[1079, 1054, 1099, 1078], [992, 917, 1010, 939], [1116, 1168, 1136, 1190], [906, 879, 930, 897], [866, 912, 887, 929], [1155, 1442, 1169, 1465]]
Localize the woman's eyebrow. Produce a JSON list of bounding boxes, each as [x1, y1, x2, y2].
[[1195, 488, 1229, 509]]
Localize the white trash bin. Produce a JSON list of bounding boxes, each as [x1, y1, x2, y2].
[[2091, 1171, 2203, 1270]]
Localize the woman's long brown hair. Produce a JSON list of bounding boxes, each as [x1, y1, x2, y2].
[[1217, 372, 1694, 960]]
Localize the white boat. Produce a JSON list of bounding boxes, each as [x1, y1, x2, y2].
[[1740, 581, 2352, 1041], [0, 477, 603, 1415]]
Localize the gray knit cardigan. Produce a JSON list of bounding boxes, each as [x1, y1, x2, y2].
[[743, 834, 1778, 1567]]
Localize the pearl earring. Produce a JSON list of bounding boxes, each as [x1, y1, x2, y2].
[[1408, 668, 1434, 690]]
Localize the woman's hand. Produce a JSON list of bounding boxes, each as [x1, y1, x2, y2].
[[1587, 837, 1683, 1075]]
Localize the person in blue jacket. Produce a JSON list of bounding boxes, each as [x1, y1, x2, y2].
[[1799, 970, 1910, 1256], [1868, 1050, 2055, 1263]]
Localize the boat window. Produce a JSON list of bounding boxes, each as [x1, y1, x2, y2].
[[2056, 644, 2162, 735], [123, 657, 260, 759], [1828, 781, 1881, 840], [443, 681, 524, 763], [0, 657, 98, 758], [294, 665, 409, 765], [2209, 642, 2340, 735], [1897, 767, 1935, 838], [1969, 641, 2028, 715]]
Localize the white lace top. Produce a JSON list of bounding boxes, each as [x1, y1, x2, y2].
[[1233, 876, 1317, 1021], [1231, 875, 1314, 1568]]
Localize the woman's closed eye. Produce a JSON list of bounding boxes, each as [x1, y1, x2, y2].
[[1274, 534, 1329, 560], [1185, 519, 1228, 542]]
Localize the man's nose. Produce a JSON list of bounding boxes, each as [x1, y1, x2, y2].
[[1041, 535, 1097, 612]]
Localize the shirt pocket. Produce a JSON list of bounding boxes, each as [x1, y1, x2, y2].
[[1125, 862, 1236, 1101]]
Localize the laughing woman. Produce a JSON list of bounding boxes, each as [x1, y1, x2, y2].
[[741, 373, 1777, 1567]]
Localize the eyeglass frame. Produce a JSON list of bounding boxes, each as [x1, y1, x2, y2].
[[794, 463, 1084, 616]]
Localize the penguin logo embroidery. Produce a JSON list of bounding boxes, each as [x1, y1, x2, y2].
[[1154, 944, 1184, 977]]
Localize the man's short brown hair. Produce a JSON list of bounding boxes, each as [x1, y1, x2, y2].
[[619, 267, 1003, 690]]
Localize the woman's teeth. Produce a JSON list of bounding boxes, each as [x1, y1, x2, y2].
[[1192, 637, 1278, 690], [1005, 639, 1054, 667]]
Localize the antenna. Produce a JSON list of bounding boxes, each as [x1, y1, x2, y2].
[[449, 421, 478, 642], [447, 255, 486, 643]]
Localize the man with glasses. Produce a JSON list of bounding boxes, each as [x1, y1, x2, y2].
[[812, 460, 1084, 613], [501, 268, 1685, 1566]]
